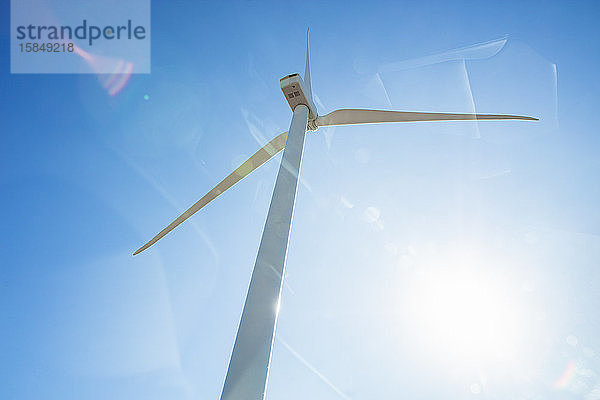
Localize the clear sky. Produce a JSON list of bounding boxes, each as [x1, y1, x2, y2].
[[1, 1, 600, 399]]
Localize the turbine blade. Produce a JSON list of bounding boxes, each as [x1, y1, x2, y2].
[[133, 131, 288, 255], [316, 109, 538, 127], [304, 28, 313, 101]]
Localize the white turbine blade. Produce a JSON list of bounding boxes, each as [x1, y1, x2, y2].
[[304, 28, 313, 101], [316, 108, 538, 127], [133, 131, 288, 255]]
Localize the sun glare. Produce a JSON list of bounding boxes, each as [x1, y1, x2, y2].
[[406, 248, 527, 368]]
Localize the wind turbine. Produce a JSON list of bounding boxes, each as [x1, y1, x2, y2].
[[133, 31, 537, 400]]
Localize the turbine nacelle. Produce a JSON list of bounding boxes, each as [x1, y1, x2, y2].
[[280, 73, 318, 130]]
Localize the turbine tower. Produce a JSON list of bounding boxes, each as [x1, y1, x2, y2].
[[133, 31, 537, 400]]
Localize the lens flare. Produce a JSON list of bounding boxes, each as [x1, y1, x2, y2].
[[73, 44, 134, 96], [553, 360, 576, 389]]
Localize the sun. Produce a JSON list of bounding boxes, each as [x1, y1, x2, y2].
[[405, 247, 527, 367]]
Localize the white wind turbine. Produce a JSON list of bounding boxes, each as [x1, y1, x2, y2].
[[133, 31, 537, 400]]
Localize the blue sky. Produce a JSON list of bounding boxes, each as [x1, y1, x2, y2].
[[1, 1, 600, 399]]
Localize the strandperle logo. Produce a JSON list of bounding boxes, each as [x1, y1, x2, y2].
[[15, 20, 147, 47], [11, 0, 150, 74]]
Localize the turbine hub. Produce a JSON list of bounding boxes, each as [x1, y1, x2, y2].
[[306, 119, 318, 131]]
